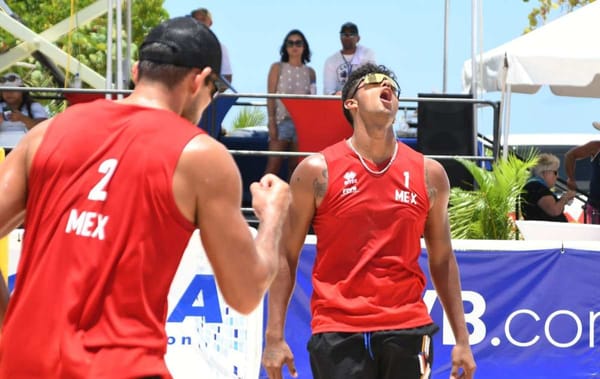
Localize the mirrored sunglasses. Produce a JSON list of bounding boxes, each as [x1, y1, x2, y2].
[[350, 73, 401, 99]]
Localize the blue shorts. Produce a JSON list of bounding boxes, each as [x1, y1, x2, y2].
[[277, 118, 297, 143]]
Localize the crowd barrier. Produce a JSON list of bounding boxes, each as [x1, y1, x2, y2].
[[3, 230, 599, 378]]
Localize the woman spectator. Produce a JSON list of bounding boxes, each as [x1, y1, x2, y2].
[[264, 29, 316, 179], [522, 153, 576, 222], [1, 73, 48, 132]]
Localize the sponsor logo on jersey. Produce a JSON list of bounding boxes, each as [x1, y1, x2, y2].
[[342, 171, 358, 196]]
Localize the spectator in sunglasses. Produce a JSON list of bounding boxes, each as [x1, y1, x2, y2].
[[0, 73, 48, 132], [262, 63, 476, 379], [522, 153, 576, 222], [323, 22, 376, 95], [264, 29, 316, 179]]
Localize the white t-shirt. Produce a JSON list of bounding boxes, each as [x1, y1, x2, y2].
[[0, 101, 48, 148], [0, 101, 48, 132], [323, 45, 376, 95], [220, 43, 232, 77]]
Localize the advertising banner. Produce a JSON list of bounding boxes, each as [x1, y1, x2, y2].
[[271, 241, 600, 379], [5, 230, 600, 378]]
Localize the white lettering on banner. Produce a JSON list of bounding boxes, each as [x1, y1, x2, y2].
[[545, 311, 582, 348], [590, 311, 600, 348], [65, 209, 109, 240], [505, 309, 541, 347], [505, 309, 593, 348], [423, 290, 486, 345], [423, 290, 600, 349]]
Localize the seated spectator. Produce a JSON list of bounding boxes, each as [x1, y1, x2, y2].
[[522, 153, 576, 222], [1, 73, 48, 131]]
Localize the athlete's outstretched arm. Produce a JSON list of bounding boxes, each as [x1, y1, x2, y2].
[[174, 134, 290, 315], [422, 158, 476, 379], [262, 154, 326, 379], [564, 141, 600, 190]]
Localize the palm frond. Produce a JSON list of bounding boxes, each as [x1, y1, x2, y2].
[[449, 153, 538, 240], [231, 107, 266, 130]]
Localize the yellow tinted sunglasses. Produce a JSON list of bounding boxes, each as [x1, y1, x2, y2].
[[349, 73, 400, 99]]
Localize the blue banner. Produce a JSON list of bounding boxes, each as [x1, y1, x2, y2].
[[261, 244, 600, 379]]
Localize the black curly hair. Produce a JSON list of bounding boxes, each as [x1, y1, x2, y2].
[[279, 29, 311, 64], [341, 63, 398, 125]]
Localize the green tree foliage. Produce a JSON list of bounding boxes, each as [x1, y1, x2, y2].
[[523, 0, 595, 32], [1, 0, 168, 85], [448, 153, 538, 240]]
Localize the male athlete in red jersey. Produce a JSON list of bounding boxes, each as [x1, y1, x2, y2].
[[262, 63, 475, 379], [0, 17, 289, 378]]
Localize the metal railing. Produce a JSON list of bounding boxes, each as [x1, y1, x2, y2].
[[2, 86, 501, 163]]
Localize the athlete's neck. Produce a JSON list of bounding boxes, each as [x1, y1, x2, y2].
[[119, 83, 184, 114], [349, 132, 396, 164]]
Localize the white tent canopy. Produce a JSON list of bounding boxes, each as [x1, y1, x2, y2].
[[462, 1, 600, 158], [463, 1, 600, 98]]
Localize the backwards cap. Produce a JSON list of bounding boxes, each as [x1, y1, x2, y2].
[[139, 17, 222, 75]]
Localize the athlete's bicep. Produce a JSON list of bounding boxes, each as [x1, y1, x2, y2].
[[0, 120, 49, 237], [282, 154, 326, 261], [423, 158, 453, 262], [174, 135, 255, 262]]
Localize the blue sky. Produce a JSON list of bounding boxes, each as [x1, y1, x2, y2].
[[164, 1, 599, 137]]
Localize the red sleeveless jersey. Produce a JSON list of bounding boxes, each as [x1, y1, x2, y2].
[[311, 140, 432, 334], [0, 100, 201, 378]]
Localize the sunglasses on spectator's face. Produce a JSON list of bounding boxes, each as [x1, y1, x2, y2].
[[349, 73, 401, 99], [286, 39, 304, 48], [0, 74, 20, 84], [340, 32, 357, 38]]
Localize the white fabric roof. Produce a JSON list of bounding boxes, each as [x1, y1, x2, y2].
[[463, 1, 600, 97]]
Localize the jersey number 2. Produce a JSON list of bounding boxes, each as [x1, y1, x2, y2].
[[88, 159, 118, 201]]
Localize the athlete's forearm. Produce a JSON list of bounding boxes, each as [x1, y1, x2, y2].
[[265, 254, 297, 341], [253, 216, 285, 290], [429, 254, 471, 345]]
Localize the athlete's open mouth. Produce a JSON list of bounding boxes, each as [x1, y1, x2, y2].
[[380, 88, 393, 102]]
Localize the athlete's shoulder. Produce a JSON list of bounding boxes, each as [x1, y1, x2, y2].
[[424, 157, 450, 192]]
